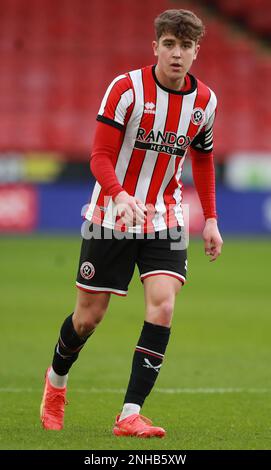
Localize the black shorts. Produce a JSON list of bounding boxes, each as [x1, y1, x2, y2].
[[76, 224, 187, 296]]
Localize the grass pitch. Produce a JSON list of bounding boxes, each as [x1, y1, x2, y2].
[[0, 235, 270, 450]]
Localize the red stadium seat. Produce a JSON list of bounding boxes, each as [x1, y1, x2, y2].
[[0, 0, 270, 156]]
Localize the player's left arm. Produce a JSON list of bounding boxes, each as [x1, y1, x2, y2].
[[190, 110, 223, 262], [202, 217, 223, 262]]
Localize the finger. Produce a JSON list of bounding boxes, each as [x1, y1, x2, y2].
[[135, 198, 148, 213], [121, 215, 134, 227], [209, 247, 221, 262], [125, 205, 134, 219], [134, 203, 145, 219], [133, 205, 145, 224], [120, 206, 134, 225], [116, 203, 130, 218], [204, 240, 212, 256], [136, 205, 147, 221]]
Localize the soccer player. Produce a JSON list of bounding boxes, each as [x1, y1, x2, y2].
[[40, 9, 223, 438]]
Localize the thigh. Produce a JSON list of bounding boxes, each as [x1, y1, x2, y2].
[[144, 274, 182, 305], [74, 288, 111, 314], [137, 226, 188, 286], [76, 224, 137, 296]]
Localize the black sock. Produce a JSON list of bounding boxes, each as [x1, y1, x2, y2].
[[52, 314, 93, 375], [124, 321, 171, 407]]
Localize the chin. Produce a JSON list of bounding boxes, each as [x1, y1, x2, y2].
[[169, 71, 183, 80]]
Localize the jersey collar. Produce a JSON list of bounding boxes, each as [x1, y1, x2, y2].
[[152, 65, 197, 95]]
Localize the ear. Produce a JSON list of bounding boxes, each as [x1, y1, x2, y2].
[[193, 44, 200, 61], [152, 40, 158, 57]]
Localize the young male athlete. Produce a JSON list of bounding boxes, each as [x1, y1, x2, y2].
[[40, 9, 223, 438]]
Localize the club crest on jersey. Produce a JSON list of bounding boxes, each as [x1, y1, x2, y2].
[[80, 262, 95, 280], [144, 102, 156, 114], [191, 107, 205, 125]]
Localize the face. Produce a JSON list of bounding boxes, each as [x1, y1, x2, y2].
[[153, 33, 200, 85]]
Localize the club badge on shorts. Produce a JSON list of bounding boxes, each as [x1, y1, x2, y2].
[[80, 262, 95, 280], [191, 107, 205, 125]]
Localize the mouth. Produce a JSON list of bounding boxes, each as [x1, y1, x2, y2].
[[170, 63, 182, 70]]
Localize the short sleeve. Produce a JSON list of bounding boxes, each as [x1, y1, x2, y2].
[[191, 90, 217, 153], [97, 74, 134, 130]]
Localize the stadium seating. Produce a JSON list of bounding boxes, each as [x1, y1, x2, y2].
[[206, 0, 271, 39], [0, 0, 270, 156]]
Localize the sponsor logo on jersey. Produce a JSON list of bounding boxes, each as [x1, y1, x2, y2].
[[135, 127, 190, 156], [191, 107, 205, 125], [144, 102, 156, 114], [80, 262, 95, 280]]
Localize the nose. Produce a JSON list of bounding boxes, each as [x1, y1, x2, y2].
[[172, 45, 182, 58]]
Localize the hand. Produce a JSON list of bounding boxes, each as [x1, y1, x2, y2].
[[202, 218, 223, 262], [114, 191, 147, 227]]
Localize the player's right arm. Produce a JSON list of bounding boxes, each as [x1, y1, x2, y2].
[[90, 122, 146, 225], [90, 75, 146, 226]]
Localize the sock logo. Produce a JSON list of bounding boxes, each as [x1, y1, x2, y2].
[[143, 358, 162, 373], [56, 344, 71, 359]]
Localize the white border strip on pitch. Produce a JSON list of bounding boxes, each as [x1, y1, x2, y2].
[[1, 387, 271, 394]]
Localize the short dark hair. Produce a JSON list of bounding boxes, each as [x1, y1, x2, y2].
[[154, 9, 205, 43]]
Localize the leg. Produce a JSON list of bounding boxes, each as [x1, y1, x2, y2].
[[40, 289, 110, 430], [41, 226, 136, 431], [113, 275, 182, 438], [123, 275, 181, 405], [52, 289, 110, 377]]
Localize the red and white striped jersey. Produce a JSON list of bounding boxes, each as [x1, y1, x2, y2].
[[86, 64, 217, 232]]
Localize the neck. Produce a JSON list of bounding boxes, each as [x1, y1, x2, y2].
[[155, 64, 185, 91]]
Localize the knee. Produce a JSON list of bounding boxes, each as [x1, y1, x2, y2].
[[147, 300, 174, 327], [74, 314, 102, 337], [73, 293, 109, 336]]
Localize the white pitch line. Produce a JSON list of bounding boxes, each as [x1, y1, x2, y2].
[[0, 387, 271, 394]]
